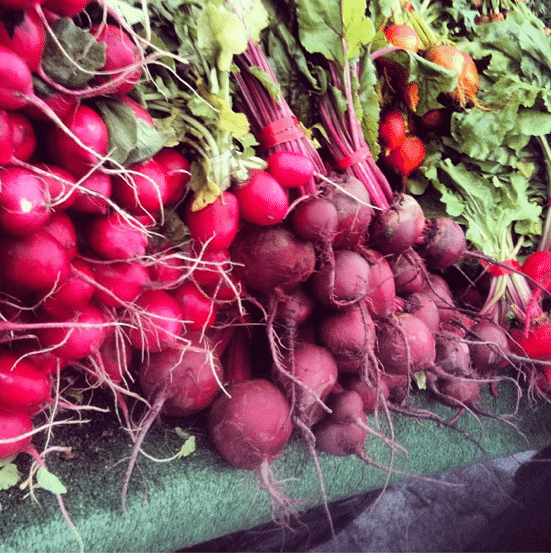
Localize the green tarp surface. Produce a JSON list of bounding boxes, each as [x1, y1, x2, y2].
[[1, 381, 550, 553]]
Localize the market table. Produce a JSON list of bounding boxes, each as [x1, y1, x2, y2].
[[0, 379, 550, 553]]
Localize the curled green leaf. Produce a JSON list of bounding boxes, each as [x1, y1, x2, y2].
[[36, 467, 67, 495]]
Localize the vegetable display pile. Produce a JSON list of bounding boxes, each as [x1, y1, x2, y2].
[[1, 0, 551, 544]]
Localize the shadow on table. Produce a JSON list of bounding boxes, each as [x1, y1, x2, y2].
[[178, 445, 551, 553], [176, 490, 379, 553], [468, 444, 551, 553]]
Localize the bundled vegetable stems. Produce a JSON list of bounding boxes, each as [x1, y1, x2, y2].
[[233, 38, 326, 195]]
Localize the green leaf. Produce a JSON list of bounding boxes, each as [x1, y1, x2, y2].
[[264, 23, 322, 126], [366, 0, 394, 21], [36, 467, 67, 495], [0, 463, 21, 490], [196, 2, 249, 72], [95, 98, 138, 166], [125, 119, 167, 166], [189, 159, 223, 210], [295, 0, 375, 65], [342, 0, 375, 59], [247, 66, 281, 102], [219, 103, 250, 140], [394, 50, 458, 115], [105, 0, 145, 25], [232, 0, 269, 43], [413, 371, 426, 390], [42, 18, 106, 88], [174, 428, 196, 458], [95, 99, 166, 166], [516, 109, 551, 137], [357, 54, 381, 158], [295, 0, 346, 65]]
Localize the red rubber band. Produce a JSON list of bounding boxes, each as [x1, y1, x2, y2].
[[259, 116, 304, 150], [335, 145, 370, 170], [481, 258, 521, 277]]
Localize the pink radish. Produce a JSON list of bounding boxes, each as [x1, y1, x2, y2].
[[0, 409, 33, 460], [111, 158, 169, 215], [147, 246, 187, 288], [90, 24, 143, 97], [36, 303, 109, 360], [266, 150, 315, 189], [126, 289, 184, 352], [172, 281, 217, 331], [9, 111, 36, 162], [93, 333, 132, 385], [153, 147, 191, 205], [0, 166, 51, 237], [90, 258, 150, 307], [234, 168, 289, 226], [12, 338, 69, 375], [0, 8, 45, 72], [32, 163, 77, 211], [0, 230, 70, 295], [24, 77, 77, 122], [40, 258, 95, 318], [42, 0, 90, 17], [120, 96, 154, 125], [0, 109, 13, 165], [190, 246, 231, 287], [0, 349, 51, 415], [181, 191, 239, 251], [42, 211, 78, 260], [45, 104, 109, 178], [0, 43, 36, 111], [70, 170, 112, 214], [83, 211, 148, 260]]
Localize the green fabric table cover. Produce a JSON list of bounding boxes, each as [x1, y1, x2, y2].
[[1, 382, 550, 553]]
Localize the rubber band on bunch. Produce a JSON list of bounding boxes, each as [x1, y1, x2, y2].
[[259, 116, 305, 151], [335, 145, 370, 170], [481, 258, 521, 277]]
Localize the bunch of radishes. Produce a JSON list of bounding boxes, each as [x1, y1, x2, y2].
[[0, 0, 209, 464], [194, 138, 526, 523]]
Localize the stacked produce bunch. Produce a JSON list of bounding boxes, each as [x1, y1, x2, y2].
[[0, 0, 550, 544]]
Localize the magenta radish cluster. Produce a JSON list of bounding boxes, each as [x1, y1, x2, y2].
[[0, 0, 209, 465]]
